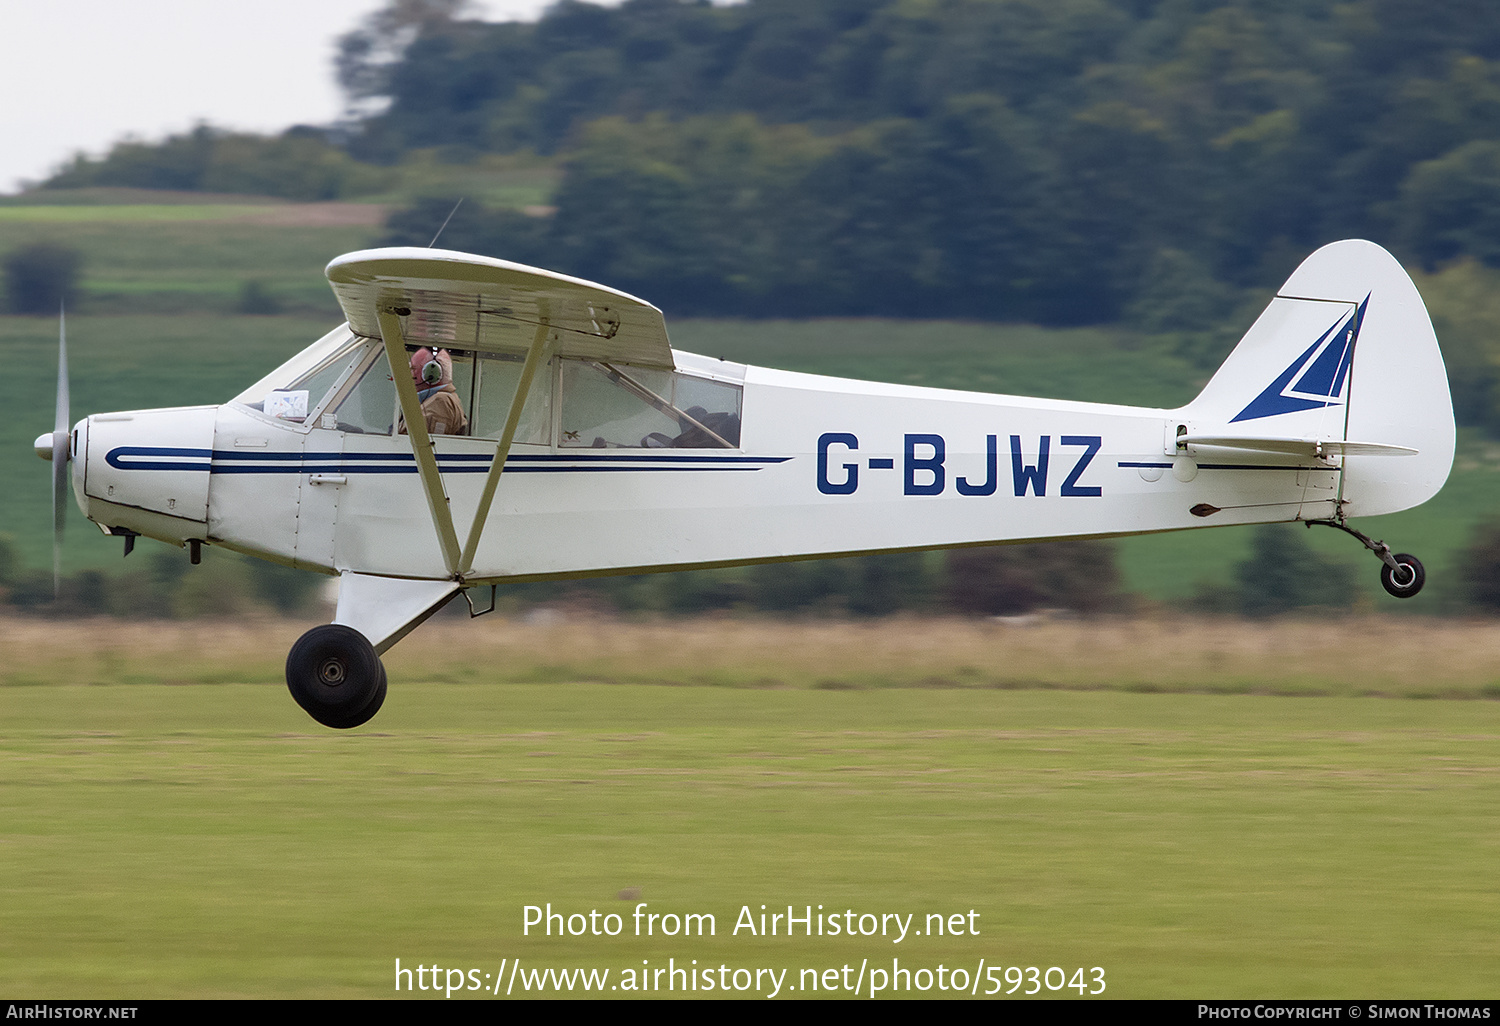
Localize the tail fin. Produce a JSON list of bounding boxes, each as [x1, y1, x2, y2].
[[1182, 240, 1454, 517]]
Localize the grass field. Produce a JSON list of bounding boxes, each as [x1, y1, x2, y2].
[[7, 307, 1500, 601], [4, 196, 1500, 606], [2, 313, 357, 576], [0, 218, 374, 315], [667, 321, 1500, 610], [0, 615, 1495, 998]]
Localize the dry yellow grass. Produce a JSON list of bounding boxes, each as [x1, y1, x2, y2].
[[5, 611, 1500, 699]]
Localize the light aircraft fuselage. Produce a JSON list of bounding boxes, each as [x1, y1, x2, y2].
[[40, 240, 1454, 727]]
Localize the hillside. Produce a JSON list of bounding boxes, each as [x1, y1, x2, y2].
[[4, 196, 1498, 611], [40, 0, 1500, 334]]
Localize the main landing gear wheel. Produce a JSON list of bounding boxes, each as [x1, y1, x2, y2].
[[286, 624, 387, 729], [1380, 553, 1425, 599]]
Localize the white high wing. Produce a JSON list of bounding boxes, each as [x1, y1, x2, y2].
[[36, 240, 1454, 727]]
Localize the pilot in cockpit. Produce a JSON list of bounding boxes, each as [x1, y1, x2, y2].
[[399, 347, 468, 436]]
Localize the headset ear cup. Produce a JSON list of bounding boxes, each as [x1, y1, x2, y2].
[[422, 360, 442, 384]]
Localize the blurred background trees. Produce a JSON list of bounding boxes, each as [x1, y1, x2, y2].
[[338, 0, 1500, 356], [3, 242, 80, 314], [39, 0, 1500, 333], [16, 0, 1500, 619], [1459, 518, 1500, 611], [20, 515, 1500, 622], [1233, 526, 1357, 617], [44, 124, 391, 201]]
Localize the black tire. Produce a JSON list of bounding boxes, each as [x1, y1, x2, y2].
[[286, 625, 387, 728], [1380, 553, 1425, 599], [320, 663, 387, 730]]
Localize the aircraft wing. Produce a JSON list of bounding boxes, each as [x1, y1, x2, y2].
[[1184, 434, 1417, 457], [325, 247, 674, 368]]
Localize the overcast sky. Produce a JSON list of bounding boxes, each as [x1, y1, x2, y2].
[[0, 0, 569, 193]]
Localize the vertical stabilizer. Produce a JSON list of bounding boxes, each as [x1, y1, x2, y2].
[[1183, 240, 1453, 517]]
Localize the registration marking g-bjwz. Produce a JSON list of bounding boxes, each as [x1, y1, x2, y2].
[[817, 432, 1103, 498]]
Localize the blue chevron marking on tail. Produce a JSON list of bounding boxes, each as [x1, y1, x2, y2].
[[1230, 295, 1368, 423]]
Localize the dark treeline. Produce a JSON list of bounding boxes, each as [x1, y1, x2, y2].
[[356, 0, 1500, 325], [24, 1, 1500, 619], [44, 125, 389, 201], [2, 532, 1123, 620], [13, 521, 1500, 619], [44, 1, 1500, 326], [0, 539, 324, 619]]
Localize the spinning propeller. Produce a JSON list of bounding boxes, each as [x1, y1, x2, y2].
[[31, 306, 70, 598]]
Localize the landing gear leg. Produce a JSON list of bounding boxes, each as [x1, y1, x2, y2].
[[1307, 519, 1425, 599], [286, 624, 388, 728]]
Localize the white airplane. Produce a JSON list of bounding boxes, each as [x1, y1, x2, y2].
[[36, 239, 1453, 728]]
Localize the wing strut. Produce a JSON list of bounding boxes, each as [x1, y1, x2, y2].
[[378, 307, 462, 576], [457, 318, 551, 575]]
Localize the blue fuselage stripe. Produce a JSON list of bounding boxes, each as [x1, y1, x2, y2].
[[105, 445, 787, 475]]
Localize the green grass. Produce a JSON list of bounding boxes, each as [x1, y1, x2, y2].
[[0, 209, 376, 314], [1, 665, 1495, 998], [1, 313, 345, 575], [4, 151, 562, 213], [1, 200, 1495, 1003], [0, 205, 306, 223], [672, 319, 1500, 609], [671, 318, 1211, 409], [0, 187, 289, 207], [4, 200, 1500, 606]]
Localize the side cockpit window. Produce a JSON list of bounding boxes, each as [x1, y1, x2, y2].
[[332, 357, 397, 435], [560, 360, 741, 449], [397, 348, 472, 438], [470, 351, 553, 445], [242, 334, 742, 450], [328, 346, 554, 441]]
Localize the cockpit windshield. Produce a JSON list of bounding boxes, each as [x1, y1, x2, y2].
[[234, 332, 368, 423]]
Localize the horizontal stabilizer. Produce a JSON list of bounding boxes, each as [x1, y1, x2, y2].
[[1184, 435, 1417, 458]]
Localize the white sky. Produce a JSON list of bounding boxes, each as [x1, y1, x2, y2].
[[0, 0, 569, 193]]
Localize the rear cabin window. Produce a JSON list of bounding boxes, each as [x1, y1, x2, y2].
[[560, 360, 741, 449]]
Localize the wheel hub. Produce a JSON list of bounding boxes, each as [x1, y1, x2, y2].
[[318, 657, 347, 687]]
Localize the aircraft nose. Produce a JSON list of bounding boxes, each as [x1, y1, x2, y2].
[[83, 407, 215, 523]]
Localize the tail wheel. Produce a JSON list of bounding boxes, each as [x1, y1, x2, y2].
[[1380, 553, 1425, 599], [286, 624, 387, 728]]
